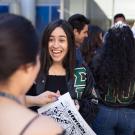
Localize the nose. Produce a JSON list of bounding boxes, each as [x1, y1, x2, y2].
[[53, 40, 59, 48], [85, 33, 88, 37]]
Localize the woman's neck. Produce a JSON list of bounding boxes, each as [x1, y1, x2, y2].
[[49, 64, 66, 76], [0, 84, 25, 105]]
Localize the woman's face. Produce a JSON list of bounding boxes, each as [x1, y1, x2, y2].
[[48, 27, 68, 64]]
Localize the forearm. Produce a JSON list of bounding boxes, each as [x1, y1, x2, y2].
[[25, 95, 39, 107], [25, 91, 59, 107]]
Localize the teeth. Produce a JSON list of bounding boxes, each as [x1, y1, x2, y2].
[[52, 50, 61, 53]]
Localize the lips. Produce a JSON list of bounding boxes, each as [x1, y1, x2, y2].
[[52, 50, 62, 53], [51, 49, 62, 57]]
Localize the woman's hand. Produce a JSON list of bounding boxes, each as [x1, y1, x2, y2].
[[26, 90, 60, 107], [73, 99, 80, 111], [35, 90, 60, 105]]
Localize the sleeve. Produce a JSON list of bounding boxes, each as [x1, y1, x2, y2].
[[79, 65, 99, 124], [26, 75, 45, 112], [131, 21, 135, 38], [26, 73, 45, 96], [27, 84, 37, 96], [131, 26, 135, 38], [27, 84, 40, 112]]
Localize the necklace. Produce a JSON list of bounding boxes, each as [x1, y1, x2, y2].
[[0, 91, 22, 104]]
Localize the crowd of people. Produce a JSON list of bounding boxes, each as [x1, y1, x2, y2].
[[0, 12, 135, 135]]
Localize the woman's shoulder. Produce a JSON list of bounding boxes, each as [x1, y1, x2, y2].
[[25, 114, 63, 135], [0, 103, 63, 135], [21, 105, 63, 135], [19, 107, 63, 135]]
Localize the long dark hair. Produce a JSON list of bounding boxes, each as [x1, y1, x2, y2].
[[94, 25, 135, 96], [40, 19, 75, 79], [0, 13, 39, 82], [81, 25, 103, 65]]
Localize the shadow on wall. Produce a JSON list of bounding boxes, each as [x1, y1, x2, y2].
[[87, 0, 110, 32]]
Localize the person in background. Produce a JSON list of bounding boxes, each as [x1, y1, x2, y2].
[[81, 25, 104, 67], [113, 13, 135, 38], [68, 14, 90, 66], [68, 14, 99, 125], [0, 13, 65, 135], [113, 13, 126, 24], [91, 21, 135, 135], [28, 19, 99, 125]]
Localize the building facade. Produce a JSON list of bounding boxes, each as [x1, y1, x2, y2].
[[0, 0, 135, 33]]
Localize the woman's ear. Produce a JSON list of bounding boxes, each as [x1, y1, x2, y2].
[[20, 55, 40, 74], [73, 29, 78, 35], [19, 63, 34, 74]]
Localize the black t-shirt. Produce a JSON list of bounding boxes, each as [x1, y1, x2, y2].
[[45, 75, 68, 95]]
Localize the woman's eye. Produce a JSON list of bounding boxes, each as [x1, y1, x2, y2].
[[49, 38, 53, 42], [59, 39, 65, 42]]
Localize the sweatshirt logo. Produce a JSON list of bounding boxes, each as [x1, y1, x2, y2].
[[74, 67, 86, 99], [105, 82, 135, 104]]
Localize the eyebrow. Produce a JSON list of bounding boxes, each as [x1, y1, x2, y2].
[[50, 35, 66, 38]]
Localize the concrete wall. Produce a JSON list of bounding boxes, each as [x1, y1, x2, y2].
[[0, 0, 8, 3], [63, 0, 70, 20], [37, 0, 59, 5], [86, 0, 110, 31], [63, 0, 87, 20], [69, 0, 87, 16], [0, 0, 60, 35], [64, 0, 135, 31], [1, 0, 135, 31], [94, 0, 135, 20], [63, 0, 110, 31]]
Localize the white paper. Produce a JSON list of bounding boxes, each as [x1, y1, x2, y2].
[[38, 92, 96, 135]]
